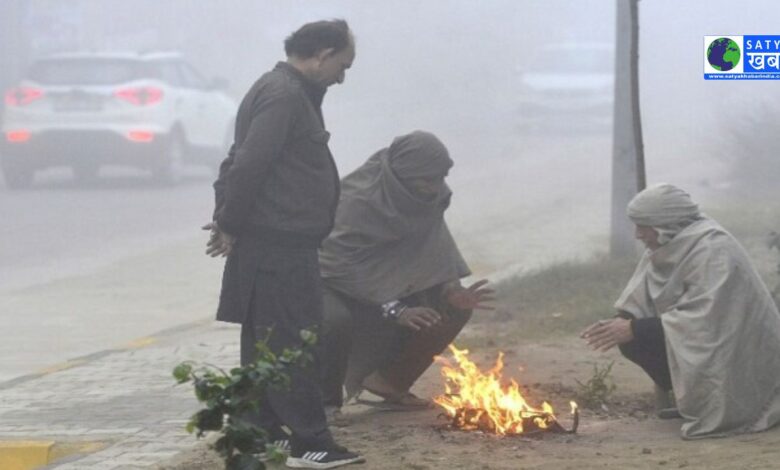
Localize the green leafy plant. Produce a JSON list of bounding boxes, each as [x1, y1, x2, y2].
[[173, 330, 317, 470], [574, 361, 617, 409]]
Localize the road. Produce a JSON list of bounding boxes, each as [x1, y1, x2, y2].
[[0, 168, 216, 292], [0, 168, 225, 381]]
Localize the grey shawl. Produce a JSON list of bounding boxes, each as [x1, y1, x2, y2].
[[616, 185, 780, 439], [319, 131, 470, 304]]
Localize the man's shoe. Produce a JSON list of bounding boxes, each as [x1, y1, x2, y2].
[[325, 406, 352, 427], [359, 373, 431, 411], [356, 390, 431, 411], [256, 438, 291, 462], [286, 447, 365, 469], [654, 385, 676, 410], [657, 407, 682, 420]]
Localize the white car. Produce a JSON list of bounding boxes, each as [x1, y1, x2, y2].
[[516, 43, 614, 132], [1, 52, 236, 188]]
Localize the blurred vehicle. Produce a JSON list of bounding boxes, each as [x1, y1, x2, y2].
[[1, 52, 236, 188], [516, 42, 614, 133]]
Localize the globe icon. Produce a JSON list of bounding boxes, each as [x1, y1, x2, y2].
[[707, 38, 741, 71]]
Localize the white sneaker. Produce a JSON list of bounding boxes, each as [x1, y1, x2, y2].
[[286, 448, 365, 469], [256, 438, 291, 462]]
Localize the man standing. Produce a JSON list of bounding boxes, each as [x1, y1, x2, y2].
[[205, 20, 363, 468]]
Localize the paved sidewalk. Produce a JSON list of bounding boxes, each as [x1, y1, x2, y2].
[[0, 319, 240, 469]]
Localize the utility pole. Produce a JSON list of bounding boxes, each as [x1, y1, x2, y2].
[[610, 0, 646, 257]]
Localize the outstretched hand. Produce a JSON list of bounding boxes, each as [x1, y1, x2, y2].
[[397, 306, 442, 331], [202, 221, 236, 257], [445, 279, 496, 311], [580, 318, 634, 352]]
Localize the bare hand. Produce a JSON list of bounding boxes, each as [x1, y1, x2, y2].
[[445, 279, 496, 311], [580, 318, 634, 352], [202, 222, 236, 257], [397, 306, 442, 331]]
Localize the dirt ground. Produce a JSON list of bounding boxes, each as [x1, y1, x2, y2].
[[157, 212, 780, 470], [159, 327, 780, 470]]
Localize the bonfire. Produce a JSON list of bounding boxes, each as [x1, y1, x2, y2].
[[434, 345, 578, 435]]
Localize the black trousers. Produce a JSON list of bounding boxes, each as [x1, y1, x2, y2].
[[239, 246, 334, 453], [617, 312, 673, 392], [319, 284, 472, 407]]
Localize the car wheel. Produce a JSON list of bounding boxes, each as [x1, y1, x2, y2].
[[154, 133, 185, 185], [2, 161, 34, 190]]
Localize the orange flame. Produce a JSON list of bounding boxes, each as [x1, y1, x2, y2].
[[434, 345, 576, 436]]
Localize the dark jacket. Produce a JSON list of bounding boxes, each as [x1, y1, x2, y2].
[[213, 62, 340, 246], [213, 62, 340, 324]]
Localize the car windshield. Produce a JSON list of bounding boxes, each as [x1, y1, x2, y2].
[[27, 59, 156, 85]]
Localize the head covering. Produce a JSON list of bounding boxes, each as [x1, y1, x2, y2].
[[627, 183, 702, 245], [318, 131, 470, 304], [387, 131, 452, 180]]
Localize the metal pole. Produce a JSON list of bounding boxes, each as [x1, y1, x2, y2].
[[610, 0, 646, 257], [630, 0, 646, 191]]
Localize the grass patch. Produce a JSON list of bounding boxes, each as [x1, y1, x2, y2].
[[463, 206, 780, 349], [464, 255, 636, 346]]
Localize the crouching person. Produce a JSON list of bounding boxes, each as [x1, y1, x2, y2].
[[318, 131, 494, 414], [581, 183, 780, 439]]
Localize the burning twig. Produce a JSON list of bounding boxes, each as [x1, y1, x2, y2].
[[438, 400, 579, 435], [434, 345, 580, 436]]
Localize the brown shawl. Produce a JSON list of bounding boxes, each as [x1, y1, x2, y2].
[[319, 131, 470, 304]]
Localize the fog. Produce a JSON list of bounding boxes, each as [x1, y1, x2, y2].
[[12, 1, 776, 172], [2, 0, 779, 379], [7, 1, 778, 179]]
